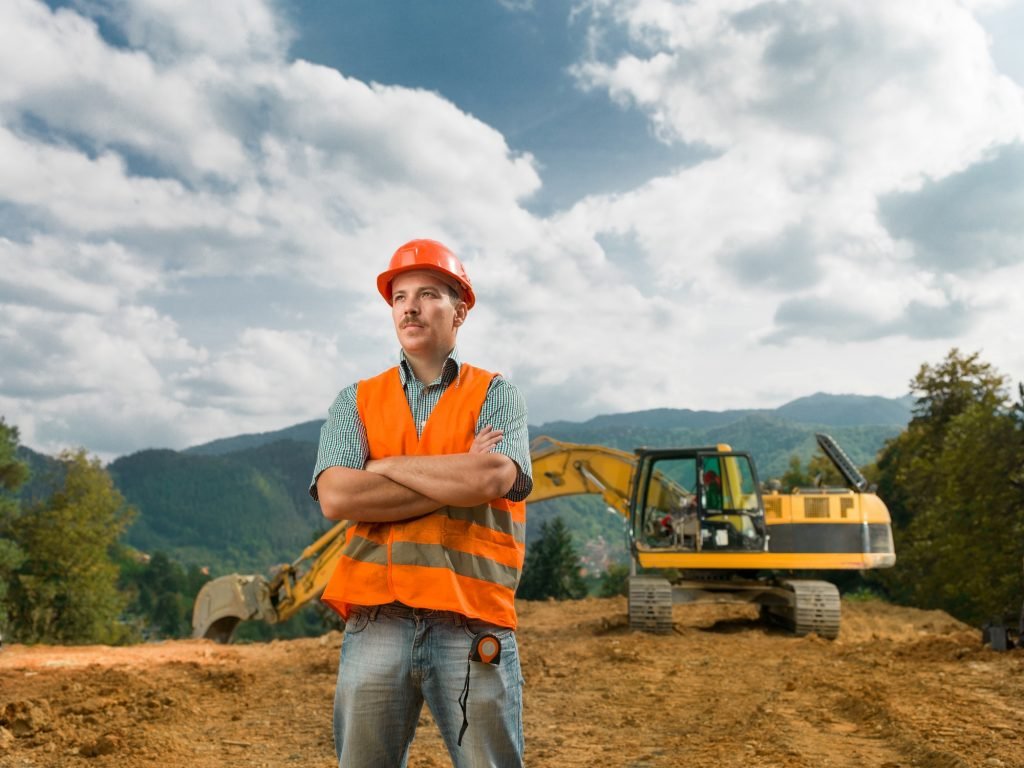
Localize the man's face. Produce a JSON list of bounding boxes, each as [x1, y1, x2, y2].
[[390, 270, 466, 358]]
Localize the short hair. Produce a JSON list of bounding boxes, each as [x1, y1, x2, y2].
[[441, 283, 463, 307]]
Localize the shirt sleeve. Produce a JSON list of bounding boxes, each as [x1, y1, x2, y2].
[[309, 383, 368, 501], [477, 376, 533, 502]]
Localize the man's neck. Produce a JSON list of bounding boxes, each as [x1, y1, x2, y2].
[[403, 348, 453, 384]]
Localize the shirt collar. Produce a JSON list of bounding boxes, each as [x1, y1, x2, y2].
[[398, 347, 462, 388]]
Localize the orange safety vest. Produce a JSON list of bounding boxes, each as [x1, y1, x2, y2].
[[320, 363, 527, 628]]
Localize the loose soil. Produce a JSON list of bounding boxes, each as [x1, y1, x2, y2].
[[1, 598, 1022, 767]]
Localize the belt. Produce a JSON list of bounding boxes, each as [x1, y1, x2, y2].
[[352, 601, 464, 620]]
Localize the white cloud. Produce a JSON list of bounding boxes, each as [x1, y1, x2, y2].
[[575, 0, 1024, 172], [962, 0, 1017, 11], [176, 327, 340, 416], [0, 127, 248, 234], [1, 0, 1023, 457], [0, 0, 551, 455], [0, 236, 157, 313], [0, 1, 250, 179], [465, 0, 1024, 419], [570, 0, 1024, 342], [91, 0, 290, 62]]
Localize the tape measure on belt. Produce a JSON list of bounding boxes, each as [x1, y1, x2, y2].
[[458, 632, 502, 747]]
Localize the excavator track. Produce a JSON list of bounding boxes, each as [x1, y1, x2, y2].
[[764, 579, 841, 639], [628, 576, 673, 634]]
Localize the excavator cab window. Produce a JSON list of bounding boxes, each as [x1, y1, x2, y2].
[[699, 455, 759, 514], [637, 456, 699, 549], [697, 453, 765, 551], [635, 452, 767, 552]]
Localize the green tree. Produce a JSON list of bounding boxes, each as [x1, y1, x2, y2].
[[873, 349, 1009, 529], [517, 517, 587, 600], [118, 550, 211, 639], [0, 418, 29, 495], [6, 450, 136, 643], [0, 419, 30, 636], [868, 350, 1024, 625], [779, 455, 809, 489], [779, 453, 844, 490], [598, 562, 630, 597]]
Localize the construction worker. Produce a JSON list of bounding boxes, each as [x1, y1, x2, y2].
[[310, 239, 532, 767]]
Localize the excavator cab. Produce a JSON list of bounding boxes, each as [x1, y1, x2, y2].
[[632, 446, 768, 554]]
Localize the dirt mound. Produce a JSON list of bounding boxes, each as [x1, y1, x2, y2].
[[1, 598, 1021, 768]]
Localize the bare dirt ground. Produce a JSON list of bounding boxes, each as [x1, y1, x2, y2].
[[1, 598, 1022, 768]]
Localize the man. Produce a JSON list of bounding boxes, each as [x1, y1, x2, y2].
[[310, 238, 532, 768]]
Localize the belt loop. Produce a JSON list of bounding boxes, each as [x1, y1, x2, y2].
[[369, 605, 381, 620]]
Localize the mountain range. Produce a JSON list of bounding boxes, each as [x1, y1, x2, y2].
[[17, 392, 913, 575]]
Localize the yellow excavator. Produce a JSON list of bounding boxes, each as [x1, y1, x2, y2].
[[192, 433, 894, 642]]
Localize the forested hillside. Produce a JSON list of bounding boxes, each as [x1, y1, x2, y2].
[[85, 393, 910, 575], [185, 421, 322, 457], [108, 441, 324, 572], [6, 357, 1022, 643]]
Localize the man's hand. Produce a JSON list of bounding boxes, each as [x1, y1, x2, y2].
[[470, 424, 503, 454]]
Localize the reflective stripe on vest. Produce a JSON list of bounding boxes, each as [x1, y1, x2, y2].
[[319, 363, 527, 628]]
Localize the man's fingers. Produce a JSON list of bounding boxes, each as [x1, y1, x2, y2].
[[477, 425, 503, 440], [469, 425, 504, 453]]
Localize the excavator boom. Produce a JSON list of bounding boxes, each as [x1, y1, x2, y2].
[[528, 436, 637, 515]]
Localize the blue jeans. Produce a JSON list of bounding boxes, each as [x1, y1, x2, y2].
[[334, 603, 525, 768]]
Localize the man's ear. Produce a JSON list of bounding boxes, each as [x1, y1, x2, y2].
[[453, 302, 468, 327]]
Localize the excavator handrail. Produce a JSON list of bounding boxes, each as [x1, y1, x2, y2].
[[815, 432, 873, 492]]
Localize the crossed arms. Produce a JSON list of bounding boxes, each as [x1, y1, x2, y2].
[[316, 426, 518, 522]]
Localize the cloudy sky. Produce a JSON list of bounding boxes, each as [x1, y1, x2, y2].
[[2, 0, 1023, 460]]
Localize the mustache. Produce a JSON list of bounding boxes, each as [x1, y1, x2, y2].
[[400, 318, 425, 328]]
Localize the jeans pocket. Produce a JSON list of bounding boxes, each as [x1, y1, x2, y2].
[[344, 610, 371, 636]]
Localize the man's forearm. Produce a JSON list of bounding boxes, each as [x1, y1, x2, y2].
[[316, 465, 441, 522], [366, 452, 517, 507]]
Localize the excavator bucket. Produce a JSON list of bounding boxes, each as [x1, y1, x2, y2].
[[191, 574, 277, 643]]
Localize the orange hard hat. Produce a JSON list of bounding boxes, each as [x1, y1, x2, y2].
[[376, 239, 476, 309]]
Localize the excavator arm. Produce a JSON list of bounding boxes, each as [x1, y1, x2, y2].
[[529, 437, 694, 527], [191, 519, 351, 642], [527, 436, 637, 516]]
